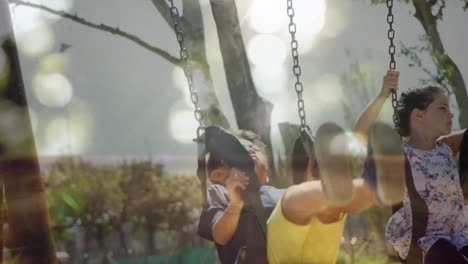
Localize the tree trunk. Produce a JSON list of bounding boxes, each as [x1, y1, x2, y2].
[[278, 122, 300, 187], [118, 208, 130, 258], [97, 225, 106, 264], [0, 1, 57, 263], [145, 214, 156, 257], [412, 0, 468, 128], [209, 0, 276, 180], [154, 0, 230, 128]]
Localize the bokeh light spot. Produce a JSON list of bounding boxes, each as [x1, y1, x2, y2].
[[249, 0, 285, 34], [247, 34, 287, 66], [33, 73, 73, 107], [313, 74, 343, 104], [17, 22, 55, 57], [169, 109, 197, 144]]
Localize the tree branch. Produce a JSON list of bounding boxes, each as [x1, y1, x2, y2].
[[10, 0, 181, 65]]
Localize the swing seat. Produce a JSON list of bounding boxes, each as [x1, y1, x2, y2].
[[397, 154, 428, 264], [291, 129, 317, 184], [459, 129, 468, 184]]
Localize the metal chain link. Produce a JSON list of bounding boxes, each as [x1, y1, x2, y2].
[[287, 0, 310, 134], [168, 0, 204, 141], [387, 0, 399, 131]]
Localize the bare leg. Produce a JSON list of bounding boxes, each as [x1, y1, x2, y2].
[[281, 178, 375, 225]]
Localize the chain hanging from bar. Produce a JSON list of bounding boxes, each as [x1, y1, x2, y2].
[[286, 0, 310, 134], [168, 0, 204, 141], [387, 0, 399, 131]]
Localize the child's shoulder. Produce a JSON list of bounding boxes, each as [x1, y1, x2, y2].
[[259, 185, 286, 207], [207, 184, 230, 205]]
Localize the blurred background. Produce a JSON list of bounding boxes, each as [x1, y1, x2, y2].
[[1, 0, 468, 262]]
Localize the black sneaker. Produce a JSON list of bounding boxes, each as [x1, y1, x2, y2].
[[314, 123, 354, 206], [368, 122, 405, 206]]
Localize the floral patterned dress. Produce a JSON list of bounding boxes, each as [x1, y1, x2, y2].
[[386, 142, 468, 259]]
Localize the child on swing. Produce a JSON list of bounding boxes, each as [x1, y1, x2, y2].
[[267, 80, 406, 264], [356, 69, 468, 263], [198, 129, 284, 264]]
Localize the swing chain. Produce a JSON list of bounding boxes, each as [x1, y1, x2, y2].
[[168, 0, 204, 141], [287, 0, 310, 134], [386, 0, 399, 130]]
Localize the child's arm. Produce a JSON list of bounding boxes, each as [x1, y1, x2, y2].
[[440, 129, 467, 154], [354, 70, 399, 147], [212, 168, 248, 245]]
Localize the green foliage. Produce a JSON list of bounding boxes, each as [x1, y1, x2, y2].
[[43, 157, 207, 259], [336, 204, 402, 263], [337, 250, 397, 264], [336, 250, 352, 264], [356, 255, 397, 264], [45, 158, 124, 242], [400, 37, 455, 93]]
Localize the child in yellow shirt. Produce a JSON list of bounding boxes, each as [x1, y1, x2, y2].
[[268, 71, 406, 263]]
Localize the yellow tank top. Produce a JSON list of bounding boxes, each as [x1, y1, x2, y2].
[[267, 202, 345, 264]]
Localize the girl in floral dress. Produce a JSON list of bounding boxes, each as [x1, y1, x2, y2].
[[385, 84, 468, 263], [355, 69, 468, 263]]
